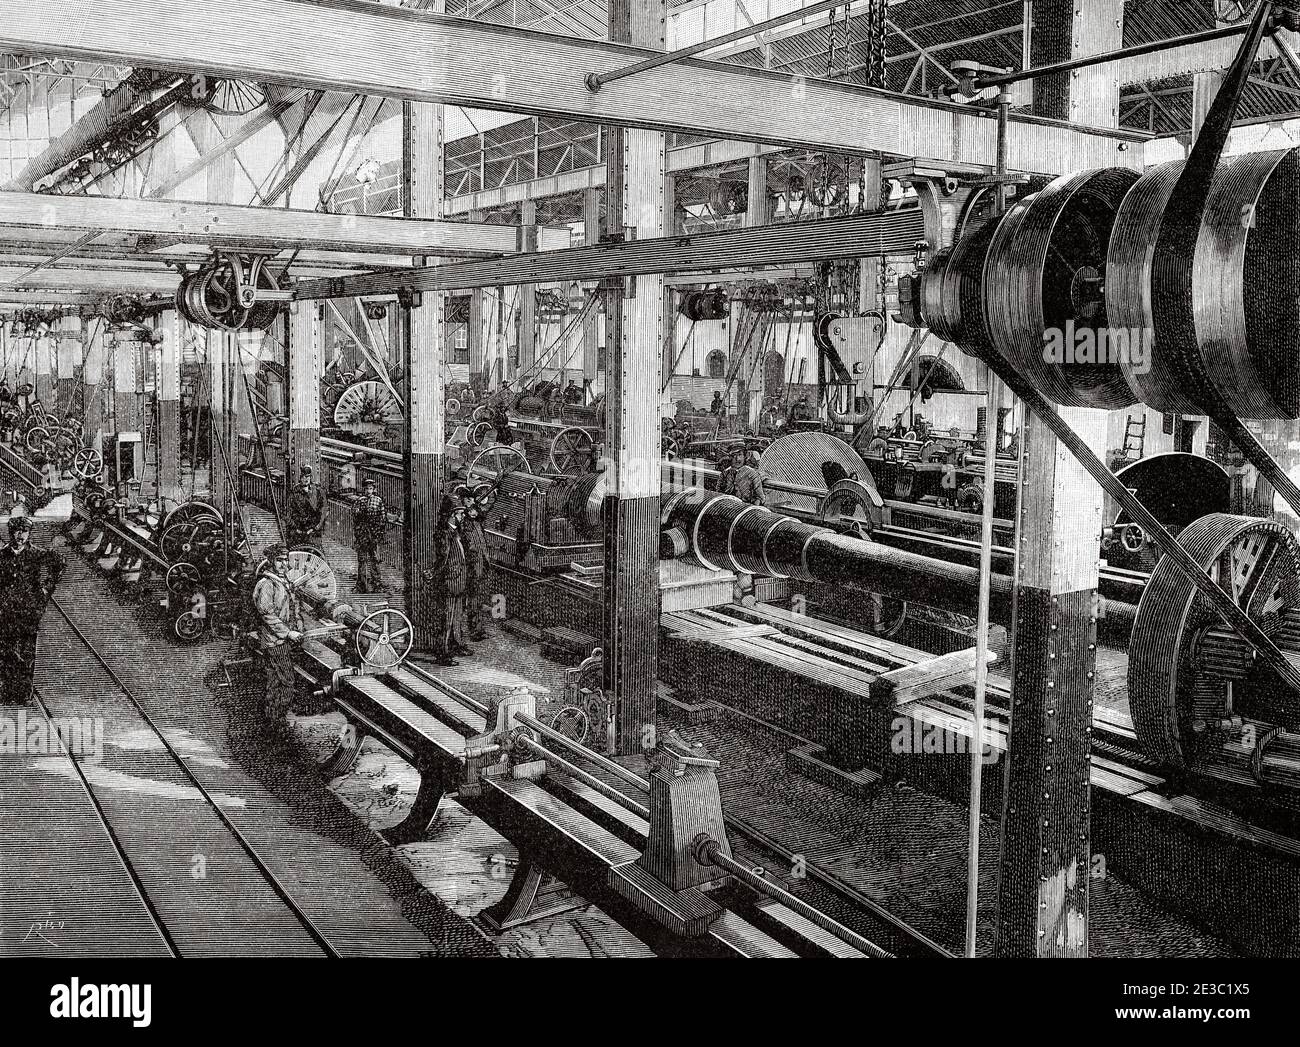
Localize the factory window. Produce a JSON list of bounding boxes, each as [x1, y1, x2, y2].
[[451, 324, 469, 365], [706, 350, 727, 379], [597, 344, 607, 371]]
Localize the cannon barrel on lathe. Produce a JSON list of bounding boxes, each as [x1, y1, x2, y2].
[[660, 489, 1142, 631], [661, 488, 1020, 624]]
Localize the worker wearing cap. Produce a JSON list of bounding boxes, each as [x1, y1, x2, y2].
[[251, 543, 304, 742], [352, 475, 390, 592], [563, 380, 582, 405], [285, 463, 326, 551], [733, 450, 766, 506], [0, 515, 65, 706]]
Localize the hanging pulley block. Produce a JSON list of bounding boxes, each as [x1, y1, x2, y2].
[[679, 288, 729, 321]]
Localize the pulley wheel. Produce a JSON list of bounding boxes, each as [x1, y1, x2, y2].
[[1129, 514, 1300, 768], [72, 447, 103, 481], [1104, 161, 1201, 414], [983, 167, 1139, 409], [1110, 149, 1300, 421], [165, 561, 202, 594], [174, 609, 209, 642], [549, 426, 595, 475], [468, 443, 531, 481], [161, 499, 223, 534]]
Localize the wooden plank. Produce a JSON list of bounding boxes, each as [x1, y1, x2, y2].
[[869, 648, 998, 707], [666, 622, 779, 641]]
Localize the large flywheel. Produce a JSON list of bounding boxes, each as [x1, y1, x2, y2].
[[982, 167, 1139, 409], [1129, 513, 1300, 770]]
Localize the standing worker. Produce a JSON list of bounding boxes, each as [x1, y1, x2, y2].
[[428, 499, 470, 665], [352, 475, 390, 593], [458, 482, 491, 641], [733, 449, 766, 506], [0, 516, 65, 706], [285, 464, 325, 551], [251, 544, 304, 743]]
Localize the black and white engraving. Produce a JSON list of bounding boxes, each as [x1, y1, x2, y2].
[[0, 0, 1297, 975]]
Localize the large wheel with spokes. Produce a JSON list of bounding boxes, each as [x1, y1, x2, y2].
[[355, 608, 413, 669], [71, 446, 103, 481], [548, 426, 595, 475], [161, 499, 223, 534], [165, 561, 202, 594], [468, 444, 531, 482], [1129, 514, 1300, 768], [333, 380, 403, 430], [160, 518, 226, 573], [254, 547, 338, 605]]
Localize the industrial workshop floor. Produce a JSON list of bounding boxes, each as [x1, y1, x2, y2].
[[236, 503, 1230, 957], [299, 626, 1232, 955], [22, 535, 493, 957]]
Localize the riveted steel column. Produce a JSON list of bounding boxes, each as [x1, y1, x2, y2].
[[402, 87, 444, 645], [603, 0, 666, 756], [994, 2, 1120, 957]]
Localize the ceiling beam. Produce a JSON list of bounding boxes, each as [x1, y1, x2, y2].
[[0, 266, 179, 293], [293, 206, 926, 299], [0, 290, 105, 305], [0, 0, 1142, 174], [0, 190, 562, 257]]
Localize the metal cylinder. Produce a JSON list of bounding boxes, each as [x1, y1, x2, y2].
[[663, 489, 1016, 623]]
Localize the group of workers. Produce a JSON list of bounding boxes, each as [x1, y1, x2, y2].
[[251, 459, 495, 738]]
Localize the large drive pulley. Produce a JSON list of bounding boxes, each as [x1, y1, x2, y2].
[[982, 167, 1139, 409], [1106, 149, 1300, 420], [158, 500, 227, 575], [1129, 514, 1300, 773]]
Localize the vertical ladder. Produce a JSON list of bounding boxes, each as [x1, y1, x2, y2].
[[1122, 413, 1146, 461]]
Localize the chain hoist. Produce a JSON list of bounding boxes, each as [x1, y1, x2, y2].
[[867, 0, 888, 89]]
